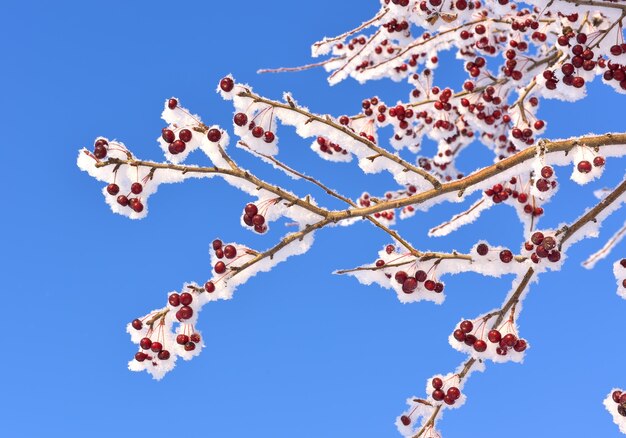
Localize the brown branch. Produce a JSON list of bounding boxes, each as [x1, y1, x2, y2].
[[562, 0, 626, 12], [557, 177, 626, 247], [238, 141, 420, 256], [312, 7, 389, 49], [582, 221, 626, 268], [411, 175, 626, 434], [229, 218, 333, 276], [326, 133, 626, 220], [257, 56, 346, 74], [95, 157, 330, 219], [236, 90, 443, 189]]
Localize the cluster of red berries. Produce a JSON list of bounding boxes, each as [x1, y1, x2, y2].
[[161, 127, 193, 156], [169, 292, 195, 322], [576, 156, 605, 174], [92, 138, 109, 160], [382, 18, 409, 34], [316, 136, 347, 156], [430, 377, 462, 405], [392, 266, 444, 294], [544, 33, 600, 90], [475, 242, 515, 263], [176, 332, 201, 352], [603, 61, 626, 91], [453, 319, 527, 355], [233, 111, 276, 144], [358, 193, 396, 221], [524, 232, 561, 263], [211, 239, 239, 276], [372, 39, 396, 57], [534, 165, 557, 194], [484, 177, 545, 217], [611, 390, 626, 417], [130, 319, 172, 362], [107, 181, 145, 213], [242, 203, 267, 234]]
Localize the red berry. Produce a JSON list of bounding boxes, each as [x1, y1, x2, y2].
[[263, 131, 275, 143], [234, 113, 248, 126], [150, 341, 163, 353], [179, 129, 192, 143], [432, 377, 443, 389], [453, 329, 466, 342], [613, 390, 623, 403], [204, 281, 215, 293], [488, 330, 501, 343], [447, 387, 461, 400], [577, 160, 592, 173], [220, 77, 234, 92], [215, 261, 226, 274], [190, 333, 201, 343], [117, 195, 129, 207], [224, 245, 237, 259], [169, 293, 180, 307], [107, 184, 120, 196], [176, 334, 189, 345], [513, 339, 527, 352], [178, 305, 193, 320], [593, 156, 605, 167], [499, 250, 513, 263], [402, 277, 418, 293], [184, 341, 196, 351], [180, 292, 193, 306], [432, 389, 445, 401], [168, 98, 178, 109], [158, 350, 171, 360], [207, 128, 222, 142], [476, 243, 489, 256], [460, 320, 474, 333], [135, 352, 148, 362], [131, 319, 142, 330], [162, 129, 175, 143], [171, 139, 186, 154], [140, 338, 152, 350], [131, 182, 143, 195], [473, 340, 487, 352], [212, 239, 222, 250], [400, 415, 411, 426], [502, 333, 517, 347]]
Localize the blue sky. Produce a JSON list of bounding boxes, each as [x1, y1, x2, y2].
[[1, 1, 625, 437]]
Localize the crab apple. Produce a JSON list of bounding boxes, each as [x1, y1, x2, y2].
[[447, 387, 461, 400], [593, 156, 605, 167], [215, 261, 226, 274], [106, 183, 120, 196], [131, 319, 142, 330], [150, 341, 163, 353], [190, 333, 201, 343], [171, 139, 186, 154], [454, 329, 466, 342], [204, 281, 215, 293], [180, 292, 193, 306], [499, 250, 513, 263], [207, 128, 222, 142], [130, 182, 143, 194], [577, 160, 592, 173], [135, 352, 148, 362], [402, 277, 418, 293], [169, 293, 181, 307], [400, 415, 411, 426], [224, 245, 237, 259], [117, 195, 129, 207], [460, 320, 473, 333], [488, 330, 501, 343], [432, 377, 443, 389], [158, 350, 171, 360], [162, 128, 175, 143], [432, 389, 445, 401], [220, 77, 234, 92], [178, 305, 193, 320], [502, 333, 517, 347], [476, 243, 489, 255], [179, 129, 192, 143], [613, 391, 623, 403], [234, 113, 248, 126], [263, 131, 275, 143], [513, 339, 527, 352], [184, 341, 196, 351], [474, 339, 487, 352], [140, 337, 152, 350], [167, 98, 178, 109], [176, 334, 190, 345]]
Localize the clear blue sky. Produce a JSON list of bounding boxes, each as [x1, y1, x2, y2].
[[1, 1, 625, 437]]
